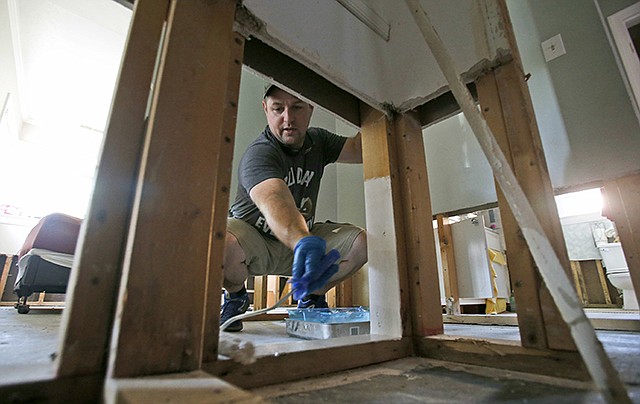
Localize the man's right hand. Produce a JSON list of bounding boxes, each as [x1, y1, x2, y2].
[[291, 236, 340, 300]]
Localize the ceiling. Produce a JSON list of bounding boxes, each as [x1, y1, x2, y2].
[[3, 0, 131, 134]]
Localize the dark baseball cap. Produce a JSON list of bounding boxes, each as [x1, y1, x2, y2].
[[263, 84, 278, 98]]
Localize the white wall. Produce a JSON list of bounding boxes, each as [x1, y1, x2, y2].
[[0, 215, 38, 254], [242, 0, 500, 111], [424, 113, 496, 215], [0, 0, 23, 136], [507, 0, 640, 190], [423, 1, 640, 214]]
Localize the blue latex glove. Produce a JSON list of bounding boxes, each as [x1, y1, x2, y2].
[[290, 236, 340, 300]]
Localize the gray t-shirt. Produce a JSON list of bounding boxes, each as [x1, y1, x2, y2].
[[229, 126, 346, 237]]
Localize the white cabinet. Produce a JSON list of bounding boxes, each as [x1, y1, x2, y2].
[[450, 218, 510, 301]]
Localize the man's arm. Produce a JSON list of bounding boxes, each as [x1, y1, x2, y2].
[[337, 132, 362, 163], [249, 178, 310, 249]]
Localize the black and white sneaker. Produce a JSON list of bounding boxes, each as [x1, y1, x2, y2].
[[297, 294, 329, 309], [220, 289, 250, 332]]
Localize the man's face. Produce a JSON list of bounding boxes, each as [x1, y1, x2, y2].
[[262, 88, 314, 150]]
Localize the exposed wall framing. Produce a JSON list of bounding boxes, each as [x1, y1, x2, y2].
[[0, 0, 635, 402]]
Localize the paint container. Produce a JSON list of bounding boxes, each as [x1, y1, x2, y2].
[[285, 307, 370, 340]]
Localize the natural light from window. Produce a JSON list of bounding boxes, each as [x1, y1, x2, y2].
[[554, 187, 603, 218]]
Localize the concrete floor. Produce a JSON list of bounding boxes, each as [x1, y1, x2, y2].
[[1, 306, 639, 402], [254, 357, 631, 403]]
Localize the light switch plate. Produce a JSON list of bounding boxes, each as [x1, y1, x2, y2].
[[541, 34, 566, 62]]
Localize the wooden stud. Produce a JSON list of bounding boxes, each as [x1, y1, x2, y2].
[[252, 276, 268, 310], [55, 0, 169, 378], [108, 0, 241, 377], [0, 254, 13, 299], [595, 260, 612, 305], [436, 215, 461, 314], [360, 105, 443, 340], [201, 26, 246, 363], [603, 173, 640, 308], [476, 68, 575, 351], [394, 111, 443, 336], [570, 261, 588, 306], [360, 106, 407, 338], [336, 277, 353, 307]]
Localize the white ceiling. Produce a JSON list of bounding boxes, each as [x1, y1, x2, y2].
[[4, 0, 503, 133], [6, 0, 131, 133], [243, 0, 503, 111]]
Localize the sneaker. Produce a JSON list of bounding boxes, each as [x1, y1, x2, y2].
[[297, 294, 329, 309], [220, 289, 250, 332]]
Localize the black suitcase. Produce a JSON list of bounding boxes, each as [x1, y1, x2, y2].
[[13, 254, 71, 313]]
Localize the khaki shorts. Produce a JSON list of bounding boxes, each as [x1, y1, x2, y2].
[[227, 218, 364, 276]]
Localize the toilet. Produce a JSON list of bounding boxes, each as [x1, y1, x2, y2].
[[598, 242, 638, 310]]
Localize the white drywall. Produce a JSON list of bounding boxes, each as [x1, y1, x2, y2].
[[242, 0, 499, 110], [424, 113, 497, 214], [508, 0, 640, 190]]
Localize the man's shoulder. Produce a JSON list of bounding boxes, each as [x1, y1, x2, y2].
[[307, 127, 333, 138]]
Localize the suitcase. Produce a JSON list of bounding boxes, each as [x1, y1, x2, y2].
[[13, 254, 72, 314]]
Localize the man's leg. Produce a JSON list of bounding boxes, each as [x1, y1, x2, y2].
[[220, 231, 250, 332], [223, 232, 249, 293], [314, 230, 367, 295], [297, 225, 367, 308]]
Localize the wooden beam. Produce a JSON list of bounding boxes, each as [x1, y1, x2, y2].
[[201, 26, 246, 363], [204, 338, 411, 389], [252, 276, 269, 310], [360, 106, 407, 338], [418, 336, 590, 381], [242, 37, 361, 127], [476, 67, 575, 351], [56, 0, 169, 377], [108, 0, 241, 377], [104, 371, 263, 403], [360, 105, 443, 340], [394, 111, 443, 336], [416, 83, 477, 128], [336, 277, 353, 307], [436, 215, 461, 314], [0, 254, 13, 299], [570, 261, 589, 306], [0, 374, 103, 404], [603, 173, 640, 308]]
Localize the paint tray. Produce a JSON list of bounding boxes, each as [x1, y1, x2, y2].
[[286, 307, 370, 340]]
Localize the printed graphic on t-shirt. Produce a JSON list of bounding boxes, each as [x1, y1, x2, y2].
[[252, 181, 315, 237], [284, 167, 315, 187]]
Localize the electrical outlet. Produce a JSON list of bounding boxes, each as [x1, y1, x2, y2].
[[541, 34, 566, 62]]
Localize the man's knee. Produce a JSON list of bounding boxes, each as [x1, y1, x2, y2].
[[341, 230, 367, 276], [223, 232, 248, 288], [350, 230, 368, 268]]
